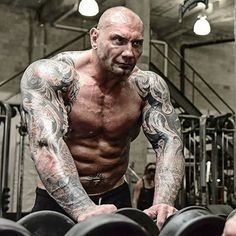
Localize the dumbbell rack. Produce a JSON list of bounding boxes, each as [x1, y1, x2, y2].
[[178, 113, 236, 208], [0, 101, 12, 217]]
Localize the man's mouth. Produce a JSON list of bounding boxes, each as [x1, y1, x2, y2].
[[117, 62, 133, 68]]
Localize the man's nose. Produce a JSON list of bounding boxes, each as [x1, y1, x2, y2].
[[121, 43, 134, 58]]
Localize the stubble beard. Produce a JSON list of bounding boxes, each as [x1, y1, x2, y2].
[[97, 50, 133, 77]]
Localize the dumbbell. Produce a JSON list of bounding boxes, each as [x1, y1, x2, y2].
[[159, 206, 226, 236], [17, 210, 75, 236], [65, 213, 150, 236], [64, 208, 159, 236], [16, 206, 227, 236], [17, 209, 157, 236], [65, 206, 226, 236], [207, 204, 234, 219], [226, 208, 236, 220], [0, 217, 31, 236], [115, 206, 226, 236], [116, 208, 159, 236]]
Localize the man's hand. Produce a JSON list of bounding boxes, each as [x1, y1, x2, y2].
[[222, 214, 236, 236], [77, 204, 117, 222], [143, 203, 177, 230]]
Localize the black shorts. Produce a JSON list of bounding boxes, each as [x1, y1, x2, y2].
[[31, 182, 132, 219]]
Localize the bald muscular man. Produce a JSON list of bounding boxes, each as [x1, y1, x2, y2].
[[20, 6, 185, 229]]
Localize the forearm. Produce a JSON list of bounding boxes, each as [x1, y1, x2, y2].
[[153, 140, 185, 206], [35, 139, 95, 220], [46, 173, 95, 221]]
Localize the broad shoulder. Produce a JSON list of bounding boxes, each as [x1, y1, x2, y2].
[[131, 69, 166, 84], [130, 69, 168, 98], [51, 50, 91, 69], [21, 55, 79, 93], [24, 50, 88, 76]]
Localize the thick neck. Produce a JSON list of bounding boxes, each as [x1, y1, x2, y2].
[[90, 50, 128, 92]]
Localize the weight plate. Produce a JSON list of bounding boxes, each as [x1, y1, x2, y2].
[[116, 207, 159, 236], [18, 210, 75, 236], [65, 213, 149, 236], [0, 218, 31, 236]]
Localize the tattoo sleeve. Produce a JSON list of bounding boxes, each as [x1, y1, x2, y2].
[[132, 70, 185, 206], [20, 57, 95, 221]]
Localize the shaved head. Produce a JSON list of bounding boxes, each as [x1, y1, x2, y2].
[[97, 6, 144, 34], [90, 6, 144, 77]]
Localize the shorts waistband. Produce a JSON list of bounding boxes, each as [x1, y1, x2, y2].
[[36, 181, 129, 199], [36, 187, 50, 197]]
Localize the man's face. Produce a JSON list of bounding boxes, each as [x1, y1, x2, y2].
[[94, 22, 143, 76]]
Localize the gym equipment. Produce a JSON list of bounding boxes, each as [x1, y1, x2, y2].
[[65, 213, 149, 236], [227, 208, 236, 220], [2, 187, 10, 212], [0, 218, 31, 236], [178, 113, 236, 207], [116, 207, 159, 236], [0, 206, 231, 236], [0, 102, 12, 216], [207, 204, 233, 219], [159, 206, 225, 236], [16, 117, 28, 220], [18, 210, 75, 236]]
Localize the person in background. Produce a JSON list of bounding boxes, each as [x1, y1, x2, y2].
[[133, 162, 156, 210]]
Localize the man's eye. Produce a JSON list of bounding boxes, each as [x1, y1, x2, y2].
[[132, 40, 143, 48], [113, 36, 125, 45]]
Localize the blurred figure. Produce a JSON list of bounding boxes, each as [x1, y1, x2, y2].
[[133, 163, 155, 210]]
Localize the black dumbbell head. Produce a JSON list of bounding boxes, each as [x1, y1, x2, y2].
[[17, 210, 75, 236], [65, 213, 149, 236], [0, 218, 31, 236]]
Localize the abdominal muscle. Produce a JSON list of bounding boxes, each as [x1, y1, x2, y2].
[[69, 136, 130, 195], [37, 135, 132, 196]]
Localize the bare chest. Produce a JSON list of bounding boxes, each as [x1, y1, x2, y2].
[[67, 82, 142, 139]]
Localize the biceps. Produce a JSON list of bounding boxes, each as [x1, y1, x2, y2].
[[22, 91, 68, 157], [142, 106, 182, 148]]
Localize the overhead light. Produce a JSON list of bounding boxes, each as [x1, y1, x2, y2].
[[78, 0, 99, 17], [193, 15, 211, 36]]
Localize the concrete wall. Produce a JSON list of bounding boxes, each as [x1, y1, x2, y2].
[[168, 37, 235, 114], [184, 42, 234, 114], [150, 34, 235, 114], [0, 5, 30, 100], [0, 4, 92, 212]]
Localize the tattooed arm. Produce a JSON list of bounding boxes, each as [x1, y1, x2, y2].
[[20, 57, 116, 221], [131, 70, 185, 228]]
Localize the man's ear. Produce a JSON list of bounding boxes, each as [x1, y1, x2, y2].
[[90, 28, 99, 49]]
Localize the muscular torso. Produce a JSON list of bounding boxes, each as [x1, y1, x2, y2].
[[23, 50, 184, 211], [65, 68, 143, 194]]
